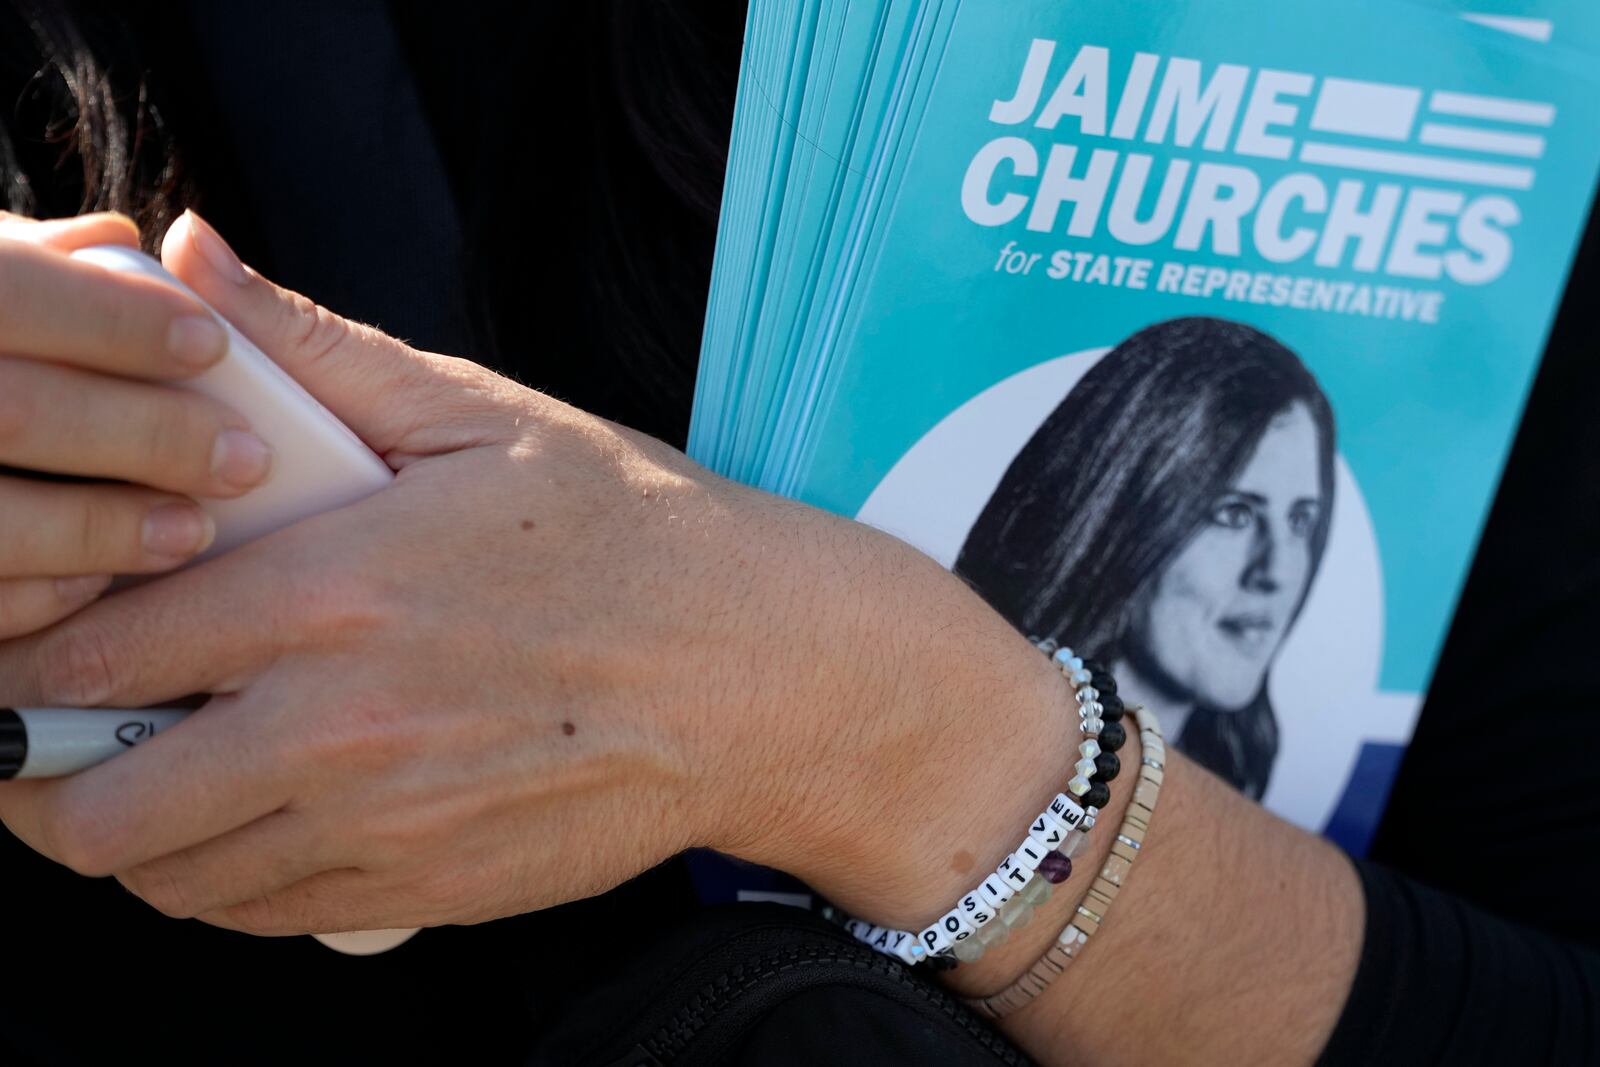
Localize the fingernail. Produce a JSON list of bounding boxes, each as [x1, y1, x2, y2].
[[142, 503, 216, 560], [210, 429, 274, 490], [55, 574, 113, 604], [167, 314, 228, 370], [186, 210, 249, 285]]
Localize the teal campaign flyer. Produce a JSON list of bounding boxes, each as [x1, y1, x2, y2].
[[690, 1, 1600, 850]]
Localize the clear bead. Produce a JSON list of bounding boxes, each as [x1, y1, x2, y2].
[[952, 936, 986, 963], [1021, 876, 1053, 906], [977, 919, 1010, 948], [1006, 902, 1035, 928]]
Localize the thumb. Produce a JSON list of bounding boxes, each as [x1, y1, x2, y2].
[[160, 209, 447, 455]]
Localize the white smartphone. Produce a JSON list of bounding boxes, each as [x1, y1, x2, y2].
[[70, 245, 394, 556], [62, 246, 416, 957]]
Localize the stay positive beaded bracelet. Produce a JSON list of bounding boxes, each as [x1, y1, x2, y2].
[[967, 702, 1165, 1019], [830, 639, 1128, 967]]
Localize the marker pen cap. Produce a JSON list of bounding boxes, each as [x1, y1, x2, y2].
[[0, 709, 24, 778]]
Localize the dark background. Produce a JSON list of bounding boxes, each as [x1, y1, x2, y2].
[[0, 2, 1595, 1062]]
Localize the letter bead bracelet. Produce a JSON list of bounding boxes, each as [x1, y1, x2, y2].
[[967, 701, 1165, 1019], [824, 638, 1131, 968]]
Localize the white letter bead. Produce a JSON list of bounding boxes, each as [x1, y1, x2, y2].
[[938, 907, 977, 943], [978, 877, 1014, 910], [1015, 837, 1049, 870], [1079, 739, 1101, 760], [1003, 855, 1038, 891], [998, 854, 1034, 890], [964, 893, 998, 928], [1075, 757, 1098, 778], [873, 926, 908, 953], [1068, 774, 1092, 796], [1050, 793, 1087, 828], [1042, 807, 1075, 838], [1029, 813, 1067, 849], [845, 919, 871, 940], [920, 920, 955, 956]]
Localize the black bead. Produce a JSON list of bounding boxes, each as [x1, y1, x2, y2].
[[1080, 657, 1108, 676], [1089, 671, 1117, 695], [1098, 692, 1125, 721], [1083, 781, 1111, 808], [1098, 720, 1127, 752], [1093, 751, 1120, 782]]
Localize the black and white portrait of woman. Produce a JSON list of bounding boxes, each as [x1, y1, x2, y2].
[[953, 317, 1336, 799]]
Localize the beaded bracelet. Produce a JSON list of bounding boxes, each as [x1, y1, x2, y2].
[[829, 639, 1123, 967], [966, 703, 1166, 1019]]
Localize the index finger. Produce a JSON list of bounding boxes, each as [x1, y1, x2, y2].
[[0, 692, 293, 876], [0, 235, 228, 379], [0, 210, 141, 252]]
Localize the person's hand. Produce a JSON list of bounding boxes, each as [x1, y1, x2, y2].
[[0, 211, 275, 638], [0, 210, 1069, 938]]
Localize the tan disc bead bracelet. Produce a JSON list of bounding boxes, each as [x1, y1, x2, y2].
[[966, 704, 1166, 1020]]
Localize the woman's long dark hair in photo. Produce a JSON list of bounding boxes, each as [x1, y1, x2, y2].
[[954, 317, 1336, 798]]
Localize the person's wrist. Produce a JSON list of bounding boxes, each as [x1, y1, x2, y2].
[[704, 508, 1102, 942], [939, 713, 1139, 997]]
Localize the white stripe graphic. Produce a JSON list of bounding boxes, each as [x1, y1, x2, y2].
[[1309, 78, 1421, 141], [1417, 122, 1546, 158], [1300, 142, 1535, 189], [1460, 14, 1554, 43], [1429, 89, 1555, 127]]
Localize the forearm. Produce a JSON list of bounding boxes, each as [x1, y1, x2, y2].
[[961, 743, 1361, 1064]]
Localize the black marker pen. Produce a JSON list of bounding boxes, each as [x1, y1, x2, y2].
[[0, 707, 191, 779]]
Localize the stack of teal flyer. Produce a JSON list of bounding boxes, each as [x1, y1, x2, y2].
[[689, 0, 1600, 851]]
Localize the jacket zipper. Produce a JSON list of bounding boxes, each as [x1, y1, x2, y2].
[[637, 941, 1032, 1065]]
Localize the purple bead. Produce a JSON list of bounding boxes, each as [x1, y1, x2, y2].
[[1038, 851, 1073, 884]]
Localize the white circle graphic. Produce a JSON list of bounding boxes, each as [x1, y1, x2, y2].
[[856, 349, 1420, 834]]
